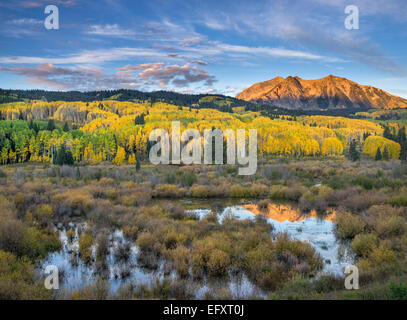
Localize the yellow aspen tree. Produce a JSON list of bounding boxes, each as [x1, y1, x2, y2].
[[113, 146, 126, 165]]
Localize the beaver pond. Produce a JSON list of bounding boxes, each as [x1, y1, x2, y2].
[[39, 199, 355, 299]]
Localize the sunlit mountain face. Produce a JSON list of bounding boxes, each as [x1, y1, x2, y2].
[[236, 75, 407, 110], [0, 0, 407, 99]]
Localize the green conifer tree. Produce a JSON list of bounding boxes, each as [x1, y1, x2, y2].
[[375, 147, 382, 161]]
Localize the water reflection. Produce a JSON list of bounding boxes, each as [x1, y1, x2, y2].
[[242, 203, 336, 223], [220, 204, 353, 275]]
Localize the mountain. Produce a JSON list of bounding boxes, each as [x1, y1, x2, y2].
[[236, 75, 407, 110]]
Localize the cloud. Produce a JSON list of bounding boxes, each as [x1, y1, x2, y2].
[[85, 24, 137, 39], [181, 37, 202, 46], [117, 63, 216, 87], [196, 0, 407, 75], [0, 40, 333, 68], [216, 44, 335, 61], [9, 18, 42, 25], [20, 0, 76, 7], [0, 62, 217, 90], [0, 64, 119, 90], [191, 60, 208, 66], [204, 19, 228, 31], [1, 18, 43, 37], [0, 48, 170, 65]]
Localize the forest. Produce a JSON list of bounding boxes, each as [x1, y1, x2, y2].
[[0, 99, 405, 167]]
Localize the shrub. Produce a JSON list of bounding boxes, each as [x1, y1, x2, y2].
[[67, 278, 110, 300], [67, 228, 75, 242], [249, 184, 269, 198], [269, 185, 287, 200], [0, 250, 52, 299], [351, 233, 378, 257], [257, 199, 271, 210], [352, 175, 374, 190], [312, 274, 345, 294], [170, 246, 190, 277], [178, 170, 197, 187], [168, 206, 187, 220], [163, 231, 187, 250], [21, 227, 61, 259], [229, 185, 249, 198], [122, 225, 139, 240], [153, 184, 185, 198], [314, 197, 327, 214], [369, 245, 397, 266], [114, 242, 131, 261], [388, 282, 407, 300], [216, 288, 233, 300], [96, 232, 109, 260], [390, 195, 407, 207], [190, 185, 210, 198], [136, 232, 155, 252], [78, 233, 93, 263], [53, 190, 94, 216], [336, 212, 365, 239], [285, 185, 306, 201], [191, 242, 212, 278], [207, 249, 230, 277], [299, 197, 312, 213], [33, 205, 54, 228], [0, 218, 25, 255], [255, 265, 286, 290], [374, 215, 406, 237]]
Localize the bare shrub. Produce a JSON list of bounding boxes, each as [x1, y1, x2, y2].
[[314, 197, 327, 214], [53, 189, 94, 217], [153, 184, 185, 198], [170, 245, 190, 277], [114, 241, 131, 261], [207, 249, 231, 277], [169, 206, 186, 220], [257, 199, 271, 210], [95, 231, 109, 260]]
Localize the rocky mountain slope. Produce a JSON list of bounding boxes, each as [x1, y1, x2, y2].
[[236, 75, 407, 110]]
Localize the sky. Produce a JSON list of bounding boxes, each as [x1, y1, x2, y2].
[[0, 0, 407, 98]]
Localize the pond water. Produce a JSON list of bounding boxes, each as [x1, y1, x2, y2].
[[41, 222, 266, 299], [187, 203, 354, 275], [39, 200, 355, 299]]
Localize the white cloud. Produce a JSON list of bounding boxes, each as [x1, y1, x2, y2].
[[216, 44, 336, 61], [181, 37, 203, 46], [0, 48, 170, 65], [9, 18, 42, 25], [86, 24, 136, 39]]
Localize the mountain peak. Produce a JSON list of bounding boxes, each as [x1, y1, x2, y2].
[[236, 75, 407, 110]]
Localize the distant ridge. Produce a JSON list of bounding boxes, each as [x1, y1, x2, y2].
[[236, 75, 407, 110]]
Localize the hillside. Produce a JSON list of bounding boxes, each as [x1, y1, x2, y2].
[[236, 75, 407, 111]]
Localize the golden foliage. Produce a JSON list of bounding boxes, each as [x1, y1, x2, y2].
[[362, 135, 401, 159]]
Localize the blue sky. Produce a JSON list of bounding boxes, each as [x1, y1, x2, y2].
[[0, 0, 407, 98]]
